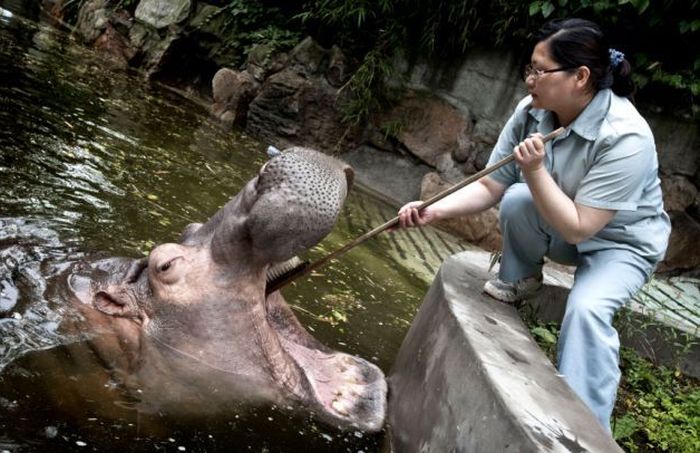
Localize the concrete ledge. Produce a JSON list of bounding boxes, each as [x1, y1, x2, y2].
[[388, 251, 622, 452]]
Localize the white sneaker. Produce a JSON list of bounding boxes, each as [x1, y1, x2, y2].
[[483, 275, 543, 303]]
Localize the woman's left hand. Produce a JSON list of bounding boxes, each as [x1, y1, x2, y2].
[[513, 133, 545, 174]]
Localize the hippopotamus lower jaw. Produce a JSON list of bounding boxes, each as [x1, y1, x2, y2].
[[264, 292, 387, 432], [145, 286, 387, 433], [279, 337, 387, 431], [70, 269, 387, 432]]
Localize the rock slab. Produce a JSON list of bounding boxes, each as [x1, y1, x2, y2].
[[388, 251, 622, 452]]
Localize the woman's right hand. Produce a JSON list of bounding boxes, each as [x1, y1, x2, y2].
[[397, 201, 439, 228]]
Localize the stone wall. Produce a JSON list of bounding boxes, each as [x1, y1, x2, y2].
[[62, 0, 239, 96], [63, 0, 699, 274]]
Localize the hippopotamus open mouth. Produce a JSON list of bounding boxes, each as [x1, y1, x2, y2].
[[65, 148, 386, 432]]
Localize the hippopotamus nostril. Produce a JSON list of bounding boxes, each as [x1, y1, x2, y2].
[[94, 290, 128, 316]]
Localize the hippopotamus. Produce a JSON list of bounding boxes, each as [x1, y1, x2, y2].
[[54, 148, 387, 432]]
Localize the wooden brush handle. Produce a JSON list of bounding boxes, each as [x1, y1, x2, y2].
[[265, 127, 565, 294], [418, 128, 564, 208]]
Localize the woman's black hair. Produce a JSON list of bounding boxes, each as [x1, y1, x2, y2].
[[533, 18, 635, 99]]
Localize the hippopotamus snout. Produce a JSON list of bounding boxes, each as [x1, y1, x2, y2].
[[181, 147, 354, 269], [247, 147, 354, 264]]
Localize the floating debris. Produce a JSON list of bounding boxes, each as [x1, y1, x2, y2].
[[44, 426, 58, 438]]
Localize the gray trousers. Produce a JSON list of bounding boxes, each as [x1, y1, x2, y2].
[[498, 183, 653, 431]]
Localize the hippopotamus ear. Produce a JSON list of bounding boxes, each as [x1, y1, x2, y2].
[[179, 223, 203, 244]]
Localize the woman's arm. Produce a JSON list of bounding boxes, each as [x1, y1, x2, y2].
[[516, 136, 615, 244], [398, 176, 506, 228]]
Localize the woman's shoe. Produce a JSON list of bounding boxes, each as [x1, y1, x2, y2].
[[483, 275, 543, 303]]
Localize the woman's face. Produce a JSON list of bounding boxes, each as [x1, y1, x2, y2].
[[525, 41, 578, 112]]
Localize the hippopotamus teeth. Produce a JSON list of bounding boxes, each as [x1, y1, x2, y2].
[[266, 256, 306, 283], [331, 400, 349, 415]]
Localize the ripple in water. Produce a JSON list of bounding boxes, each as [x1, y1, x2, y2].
[[0, 217, 82, 373]]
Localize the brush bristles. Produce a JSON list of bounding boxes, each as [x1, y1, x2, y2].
[[266, 256, 305, 282]]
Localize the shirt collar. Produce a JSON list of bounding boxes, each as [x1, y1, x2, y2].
[[528, 89, 611, 141]]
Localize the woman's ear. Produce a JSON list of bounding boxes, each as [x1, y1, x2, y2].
[[575, 66, 591, 90]]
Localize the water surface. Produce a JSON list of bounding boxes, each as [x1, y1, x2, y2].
[[0, 5, 470, 452]]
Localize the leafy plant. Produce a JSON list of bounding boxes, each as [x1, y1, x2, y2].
[[529, 322, 559, 359], [614, 347, 700, 452], [525, 318, 699, 452], [379, 117, 403, 139], [204, 1, 302, 66], [337, 37, 400, 126], [299, 0, 699, 120]]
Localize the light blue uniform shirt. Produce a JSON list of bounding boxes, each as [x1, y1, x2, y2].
[[487, 89, 671, 263]]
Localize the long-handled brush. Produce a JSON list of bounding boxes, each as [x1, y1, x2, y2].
[[265, 127, 565, 295]]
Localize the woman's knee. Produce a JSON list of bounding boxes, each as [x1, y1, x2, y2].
[[565, 252, 647, 327], [564, 286, 618, 329], [500, 183, 537, 224]]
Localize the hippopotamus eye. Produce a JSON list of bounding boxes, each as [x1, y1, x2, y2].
[[158, 259, 177, 273]]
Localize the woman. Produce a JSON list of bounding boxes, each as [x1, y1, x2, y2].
[[397, 18, 671, 431]]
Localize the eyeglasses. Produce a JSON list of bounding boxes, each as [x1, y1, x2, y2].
[[523, 64, 574, 80]]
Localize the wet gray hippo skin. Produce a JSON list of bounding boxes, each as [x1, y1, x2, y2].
[[64, 148, 386, 432]]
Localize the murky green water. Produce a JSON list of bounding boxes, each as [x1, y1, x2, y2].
[[0, 4, 465, 452]]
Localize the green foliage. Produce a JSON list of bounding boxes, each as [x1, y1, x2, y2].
[[614, 347, 700, 452], [379, 117, 403, 139], [528, 322, 559, 358], [296, 0, 394, 30], [206, 1, 302, 66], [300, 0, 699, 120], [337, 37, 400, 126], [526, 319, 699, 452], [246, 25, 301, 54]]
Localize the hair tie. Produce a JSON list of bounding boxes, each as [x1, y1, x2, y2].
[[609, 48, 625, 69]]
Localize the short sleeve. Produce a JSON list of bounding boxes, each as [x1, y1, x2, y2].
[[486, 97, 532, 187], [574, 133, 653, 211]]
